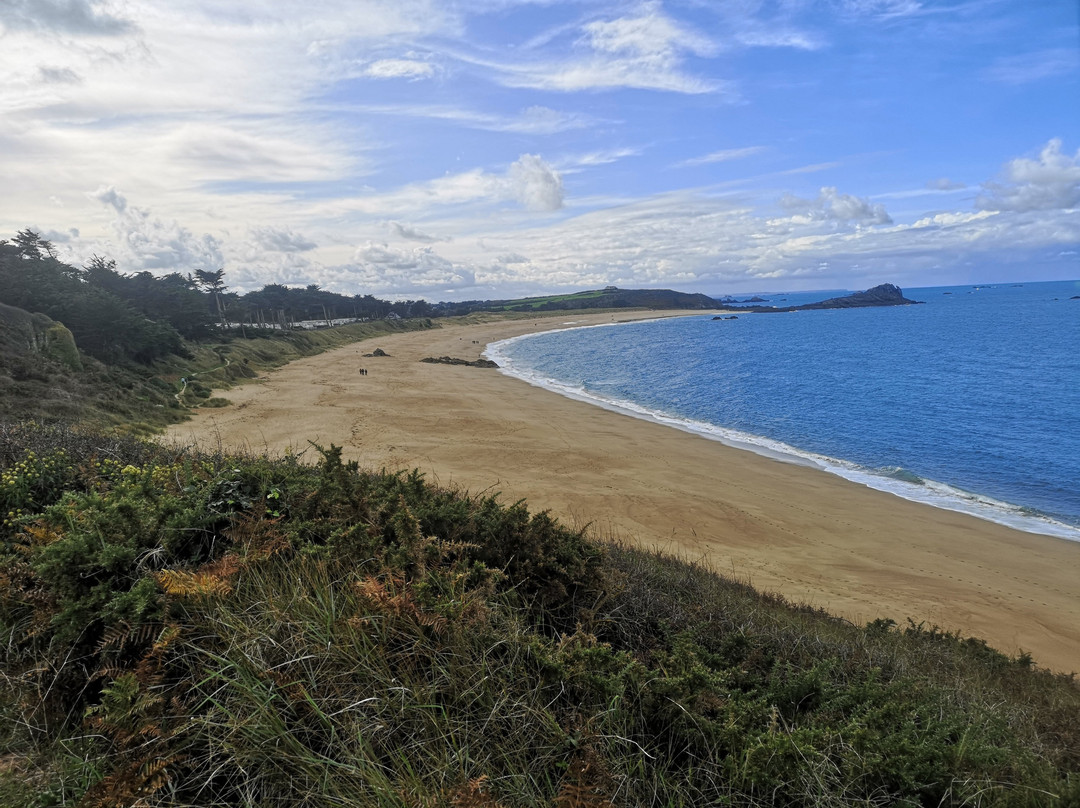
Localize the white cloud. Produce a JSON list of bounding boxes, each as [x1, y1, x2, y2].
[[338, 103, 596, 134], [499, 106, 593, 134], [582, 3, 715, 60], [838, 0, 924, 19], [309, 154, 564, 217], [926, 177, 966, 191], [250, 226, 318, 253], [360, 58, 436, 80], [345, 241, 474, 292], [37, 66, 82, 84], [676, 146, 766, 168], [508, 154, 564, 212], [390, 221, 446, 243], [984, 49, 1079, 86], [779, 187, 893, 225], [0, 0, 133, 35], [910, 210, 996, 229], [90, 185, 127, 213], [488, 3, 725, 95], [163, 121, 353, 184], [734, 30, 823, 51], [88, 186, 224, 272], [977, 139, 1080, 212]]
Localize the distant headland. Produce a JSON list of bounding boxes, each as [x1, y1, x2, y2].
[[719, 283, 923, 313]]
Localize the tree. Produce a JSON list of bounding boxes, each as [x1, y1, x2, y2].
[[193, 268, 228, 328], [12, 229, 56, 260]]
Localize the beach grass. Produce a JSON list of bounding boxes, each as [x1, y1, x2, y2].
[[2, 422, 1078, 807]]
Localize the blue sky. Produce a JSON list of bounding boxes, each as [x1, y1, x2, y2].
[[1, 0, 1077, 300]]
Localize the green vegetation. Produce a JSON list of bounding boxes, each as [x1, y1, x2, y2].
[[0, 314, 433, 435], [487, 290, 609, 310], [0, 229, 438, 434], [472, 287, 719, 313], [1, 423, 1077, 807]]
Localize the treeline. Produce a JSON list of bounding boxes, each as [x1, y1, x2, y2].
[[0, 230, 432, 365]]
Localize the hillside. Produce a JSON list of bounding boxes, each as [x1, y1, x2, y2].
[[1, 423, 1079, 807], [472, 286, 720, 313]]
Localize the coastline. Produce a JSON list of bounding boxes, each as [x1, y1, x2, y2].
[[165, 311, 1080, 673], [486, 326, 1080, 542]]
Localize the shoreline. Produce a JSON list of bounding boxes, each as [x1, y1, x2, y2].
[[166, 311, 1080, 673], [486, 326, 1080, 543]]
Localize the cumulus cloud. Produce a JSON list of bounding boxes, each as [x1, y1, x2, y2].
[[508, 154, 564, 211], [360, 58, 436, 80], [0, 0, 133, 35], [88, 187, 224, 272], [348, 241, 473, 291], [250, 226, 317, 253], [779, 187, 893, 225], [89, 185, 128, 213], [390, 221, 446, 243], [976, 139, 1080, 212]]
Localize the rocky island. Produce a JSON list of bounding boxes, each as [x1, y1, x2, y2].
[[724, 283, 923, 313]]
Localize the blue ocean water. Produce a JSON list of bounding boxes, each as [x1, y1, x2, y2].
[[486, 280, 1080, 541]]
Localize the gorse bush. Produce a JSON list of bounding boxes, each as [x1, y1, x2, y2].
[[1, 423, 1078, 807]]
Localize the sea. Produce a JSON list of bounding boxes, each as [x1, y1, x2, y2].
[[485, 280, 1080, 542]]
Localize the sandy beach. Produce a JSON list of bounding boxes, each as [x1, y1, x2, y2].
[[166, 312, 1080, 673]]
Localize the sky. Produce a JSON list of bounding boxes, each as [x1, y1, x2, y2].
[[1, 0, 1078, 300]]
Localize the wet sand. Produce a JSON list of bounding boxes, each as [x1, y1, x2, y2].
[[166, 312, 1080, 673]]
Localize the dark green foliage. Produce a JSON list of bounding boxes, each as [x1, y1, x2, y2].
[[83, 257, 216, 340], [1, 424, 1078, 807], [0, 234, 185, 363]]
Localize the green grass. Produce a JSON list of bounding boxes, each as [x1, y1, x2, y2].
[[1, 423, 1078, 807], [485, 290, 609, 311], [0, 318, 436, 436]]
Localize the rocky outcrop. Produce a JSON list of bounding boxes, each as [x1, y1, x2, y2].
[[421, 356, 499, 368], [363, 348, 390, 357], [0, 301, 81, 370], [727, 284, 922, 313]]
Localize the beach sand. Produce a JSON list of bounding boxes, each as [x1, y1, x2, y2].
[[166, 312, 1080, 673]]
